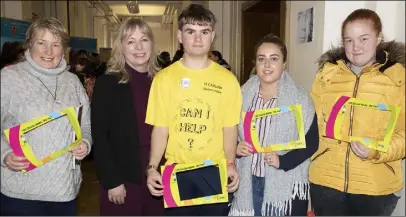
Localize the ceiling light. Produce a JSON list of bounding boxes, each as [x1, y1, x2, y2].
[[126, 1, 140, 14]]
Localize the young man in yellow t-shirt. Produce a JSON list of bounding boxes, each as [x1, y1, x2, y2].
[[145, 4, 242, 216]]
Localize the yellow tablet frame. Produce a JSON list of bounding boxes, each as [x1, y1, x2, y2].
[[161, 159, 228, 208], [242, 105, 306, 153], [324, 96, 400, 152], [3, 106, 82, 173]]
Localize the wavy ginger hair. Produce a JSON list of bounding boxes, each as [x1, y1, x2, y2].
[[106, 18, 161, 83]]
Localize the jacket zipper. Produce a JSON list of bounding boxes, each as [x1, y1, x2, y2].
[[384, 162, 396, 175], [344, 70, 363, 193], [312, 148, 330, 161]]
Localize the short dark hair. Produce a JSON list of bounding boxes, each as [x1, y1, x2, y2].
[[210, 50, 223, 60], [76, 57, 89, 66], [0, 41, 25, 69], [91, 52, 100, 58], [160, 51, 170, 59], [178, 4, 216, 30], [172, 49, 184, 63], [254, 33, 288, 63]]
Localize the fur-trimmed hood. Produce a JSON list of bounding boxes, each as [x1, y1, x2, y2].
[[317, 40, 405, 71]]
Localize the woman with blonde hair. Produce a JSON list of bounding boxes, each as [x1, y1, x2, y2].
[[91, 17, 163, 215], [1, 17, 92, 215]]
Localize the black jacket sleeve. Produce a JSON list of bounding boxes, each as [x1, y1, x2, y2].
[[278, 112, 319, 172], [91, 75, 124, 190]]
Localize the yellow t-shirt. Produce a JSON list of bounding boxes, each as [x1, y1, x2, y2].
[[146, 60, 242, 164]]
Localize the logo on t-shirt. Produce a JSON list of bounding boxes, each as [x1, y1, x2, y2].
[[203, 82, 223, 94], [180, 78, 191, 88], [174, 98, 215, 152]]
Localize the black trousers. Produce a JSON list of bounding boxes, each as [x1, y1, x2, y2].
[[0, 193, 76, 216], [310, 183, 400, 216]]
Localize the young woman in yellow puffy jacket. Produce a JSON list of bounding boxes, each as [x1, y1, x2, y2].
[[309, 9, 405, 216]]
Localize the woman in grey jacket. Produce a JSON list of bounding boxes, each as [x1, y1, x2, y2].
[[0, 17, 92, 216]]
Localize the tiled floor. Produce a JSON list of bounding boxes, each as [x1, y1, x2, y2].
[[77, 159, 100, 216]]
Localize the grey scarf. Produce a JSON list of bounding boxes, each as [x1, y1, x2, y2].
[[229, 72, 315, 216]]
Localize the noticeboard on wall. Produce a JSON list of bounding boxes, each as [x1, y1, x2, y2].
[[69, 37, 97, 54], [0, 17, 31, 51]]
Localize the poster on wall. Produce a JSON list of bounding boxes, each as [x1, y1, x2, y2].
[[66, 37, 97, 71], [297, 7, 315, 44], [0, 18, 31, 51]]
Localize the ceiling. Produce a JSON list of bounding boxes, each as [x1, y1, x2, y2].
[[103, 1, 183, 25]]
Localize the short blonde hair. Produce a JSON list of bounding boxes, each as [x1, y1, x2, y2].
[[107, 18, 160, 83], [24, 17, 69, 52]]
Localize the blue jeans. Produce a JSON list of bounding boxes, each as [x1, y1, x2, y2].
[[252, 175, 265, 216], [253, 175, 282, 216], [0, 193, 77, 216]]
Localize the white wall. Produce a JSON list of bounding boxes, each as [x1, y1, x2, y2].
[[1, 1, 23, 20], [69, 1, 89, 38], [394, 1, 405, 42], [208, 1, 232, 70], [286, 1, 325, 91], [0, 1, 45, 22], [322, 1, 366, 50], [376, 1, 405, 42], [1, 0, 113, 51], [171, 10, 179, 56], [151, 25, 173, 54], [322, 1, 405, 50], [228, 1, 244, 78], [208, 1, 243, 78]]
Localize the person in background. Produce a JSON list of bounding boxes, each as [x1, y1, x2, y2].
[[171, 48, 184, 64], [309, 9, 405, 216], [157, 51, 171, 68], [0, 17, 91, 216], [75, 49, 88, 60], [91, 17, 163, 216], [0, 41, 25, 69], [95, 61, 107, 76], [209, 50, 232, 71], [91, 52, 101, 66], [82, 60, 99, 102], [145, 4, 241, 216], [75, 57, 89, 85], [69, 49, 88, 74], [229, 33, 319, 216]]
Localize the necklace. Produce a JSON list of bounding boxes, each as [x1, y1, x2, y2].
[[35, 76, 60, 104]]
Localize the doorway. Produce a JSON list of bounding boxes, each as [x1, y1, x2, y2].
[[240, 0, 286, 84]]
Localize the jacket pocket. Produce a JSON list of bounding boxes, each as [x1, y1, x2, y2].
[[383, 162, 396, 175], [312, 148, 330, 162]]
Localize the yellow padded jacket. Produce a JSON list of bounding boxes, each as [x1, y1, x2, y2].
[[309, 41, 405, 196]]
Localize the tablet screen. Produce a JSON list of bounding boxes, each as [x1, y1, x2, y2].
[[176, 165, 222, 201]]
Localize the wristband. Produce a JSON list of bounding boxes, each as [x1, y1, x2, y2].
[[227, 161, 235, 167], [307, 211, 315, 216]]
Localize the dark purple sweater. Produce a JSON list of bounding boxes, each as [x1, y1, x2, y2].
[[126, 64, 152, 148]]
